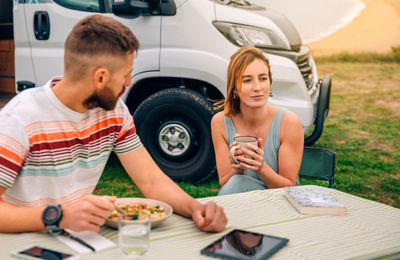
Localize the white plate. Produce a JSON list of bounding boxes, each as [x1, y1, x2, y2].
[[105, 197, 173, 229]]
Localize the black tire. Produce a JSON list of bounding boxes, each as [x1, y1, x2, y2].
[[304, 75, 332, 146], [133, 88, 216, 184]]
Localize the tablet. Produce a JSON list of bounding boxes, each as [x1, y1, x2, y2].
[[11, 245, 79, 260], [200, 229, 288, 260]]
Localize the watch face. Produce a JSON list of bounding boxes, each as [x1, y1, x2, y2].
[[43, 206, 62, 226], [45, 207, 58, 221], [42, 205, 63, 232]]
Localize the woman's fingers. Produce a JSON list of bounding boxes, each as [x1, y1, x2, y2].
[[236, 147, 264, 171], [229, 141, 238, 149], [257, 137, 264, 150], [247, 143, 263, 154], [242, 146, 263, 160]]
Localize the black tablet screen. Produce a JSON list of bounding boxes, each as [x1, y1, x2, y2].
[[18, 246, 74, 259], [201, 229, 288, 260]]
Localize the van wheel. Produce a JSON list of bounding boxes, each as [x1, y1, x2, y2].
[[133, 88, 216, 184]]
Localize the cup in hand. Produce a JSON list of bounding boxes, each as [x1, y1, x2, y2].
[[230, 136, 258, 164], [118, 213, 151, 258]]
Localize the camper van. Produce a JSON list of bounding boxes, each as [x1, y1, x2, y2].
[[13, 0, 331, 183]]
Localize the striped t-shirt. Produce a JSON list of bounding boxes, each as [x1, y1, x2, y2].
[[0, 78, 142, 207]]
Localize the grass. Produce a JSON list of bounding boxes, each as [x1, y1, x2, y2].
[[95, 48, 400, 208], [95, 153, 222, 198]]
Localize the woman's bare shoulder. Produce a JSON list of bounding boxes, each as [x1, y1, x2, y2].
[[211, 111, 228, 142], [211, 111, 225, 126], [280, 109, 303, 139], [282, 109, 301, 125]]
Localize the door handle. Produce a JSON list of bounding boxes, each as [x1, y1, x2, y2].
[[34, 11, 50, 40]]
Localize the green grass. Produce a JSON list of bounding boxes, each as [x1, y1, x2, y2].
[[95, 153, 222, 198], [94, 153, 142, 198], [95, 51, 400, 208]]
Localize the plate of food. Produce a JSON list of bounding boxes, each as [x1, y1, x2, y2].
[[106, 198, 173, 229]]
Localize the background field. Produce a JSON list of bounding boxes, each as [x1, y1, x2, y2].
[[95, 49, 400, 208]]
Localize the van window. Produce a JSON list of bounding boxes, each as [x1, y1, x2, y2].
[[54, 0, 103, 13]]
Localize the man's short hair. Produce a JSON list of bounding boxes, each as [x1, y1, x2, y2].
[[64, 14, 140, 82]]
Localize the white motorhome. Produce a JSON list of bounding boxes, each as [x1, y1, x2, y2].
[[13, 0, 331, 183]]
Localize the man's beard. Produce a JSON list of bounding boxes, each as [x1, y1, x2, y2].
[[83, 85, 124, 111]]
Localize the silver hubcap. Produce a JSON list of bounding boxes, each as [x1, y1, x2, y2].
[[158, 123, 191, 156]]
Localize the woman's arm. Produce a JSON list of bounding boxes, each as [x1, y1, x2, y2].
[[211, 112, 244, 187], [261, 111, 304, 187]]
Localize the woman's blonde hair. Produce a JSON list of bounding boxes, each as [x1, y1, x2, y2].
[[214, 47, 272, 117]]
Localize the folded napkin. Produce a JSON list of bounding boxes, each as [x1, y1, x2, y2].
[[56, 229, 116, 254]]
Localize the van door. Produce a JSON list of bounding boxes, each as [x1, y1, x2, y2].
[[18, 0, 160, 87]]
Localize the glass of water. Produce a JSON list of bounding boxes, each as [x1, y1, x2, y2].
[[118, 213, 151, 258]]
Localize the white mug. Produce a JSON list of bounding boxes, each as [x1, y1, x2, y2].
[[229, 136, 258, 164]]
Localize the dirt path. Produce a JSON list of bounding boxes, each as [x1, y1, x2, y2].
[[308, 0, 400, 56]]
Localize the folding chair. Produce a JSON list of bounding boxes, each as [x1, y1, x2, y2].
[[299, 146, 336, 188]]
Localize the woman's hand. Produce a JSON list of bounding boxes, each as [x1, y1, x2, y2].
[[236, 137, 265, 172], [229, 141, 246, 174]]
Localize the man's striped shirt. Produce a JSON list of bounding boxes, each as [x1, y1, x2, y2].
[[0, 78, 142, 207]]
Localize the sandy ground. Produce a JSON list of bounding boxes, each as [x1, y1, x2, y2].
[[308, 0, 400, 56]]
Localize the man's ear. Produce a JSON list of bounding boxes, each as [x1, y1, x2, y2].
[[93, 67, 110, 89]]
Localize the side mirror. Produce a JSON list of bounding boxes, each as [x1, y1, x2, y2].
[[112, 0, 150, 18]]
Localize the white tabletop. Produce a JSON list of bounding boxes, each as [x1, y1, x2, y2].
[[1, 185, 400, 260]]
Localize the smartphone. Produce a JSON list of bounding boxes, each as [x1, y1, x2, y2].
[[201, 229, 289, 260], [11, 245, 79, 260]]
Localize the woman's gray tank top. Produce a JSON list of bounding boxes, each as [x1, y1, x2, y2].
[[224, 108, 287, 181]]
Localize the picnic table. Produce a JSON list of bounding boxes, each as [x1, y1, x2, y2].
[[1, 185, 399, 259]]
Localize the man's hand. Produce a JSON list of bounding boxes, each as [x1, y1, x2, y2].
[[118, 147, 228, 232], [192, 201, 228, 232], [59, 194, 117, 232]]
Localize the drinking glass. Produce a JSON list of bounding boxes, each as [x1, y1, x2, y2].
[[118, 213, 151, 258]]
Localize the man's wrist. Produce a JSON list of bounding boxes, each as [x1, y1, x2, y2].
[[58, 204, 66, 230], [42, 204, 63, 235], [190, 200, 202, 218]]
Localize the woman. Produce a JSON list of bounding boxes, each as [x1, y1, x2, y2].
[[211, 47, 304, 195]]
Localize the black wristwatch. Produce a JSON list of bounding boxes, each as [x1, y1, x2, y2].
[[42, 204, 63, 235]]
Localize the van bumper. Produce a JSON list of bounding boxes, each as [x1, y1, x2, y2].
[[304, 75, 332, 146]]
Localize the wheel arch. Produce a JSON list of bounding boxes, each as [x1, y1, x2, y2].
[[125, 77, 225, 115]]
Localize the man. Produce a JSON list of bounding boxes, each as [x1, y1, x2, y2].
[[0, 15, 227, 233]]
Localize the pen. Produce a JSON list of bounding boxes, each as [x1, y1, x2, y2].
[[60, 230, 96, 252]]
